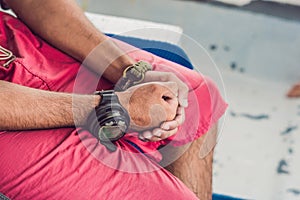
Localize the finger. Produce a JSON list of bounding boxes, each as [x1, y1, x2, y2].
[[155, 127, 178, 141], [160, 120, 178, 131], [177, 83, 189, 107], [176, 105, 185, 116], [160, 113, 184, 131], [138, 131, 150, 142], [146, 128, 164, 142], [166, 73, 188, 107], [175, 106, 186, 125], [141, 127, 179, 142], [144, 71, 189, 107], [160, 82, 178, 97], [161, 106, 185, 130], [139, 130, 155, 142]]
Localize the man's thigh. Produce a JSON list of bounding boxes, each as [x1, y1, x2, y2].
[[0, 128, 199, 200]]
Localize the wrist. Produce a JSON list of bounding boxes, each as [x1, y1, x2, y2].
[[86, 90, 130, 151], [105, 54, 136, 83], [93, 94, 101, 108], [73, 94, 101, 126]]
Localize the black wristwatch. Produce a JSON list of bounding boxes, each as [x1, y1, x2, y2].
[[87, 90, 130, 152]]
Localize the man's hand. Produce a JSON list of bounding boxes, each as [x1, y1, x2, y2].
[[143, 71, 189, 107], [137, 71, 188, 141], [116, 82, 179, 141]]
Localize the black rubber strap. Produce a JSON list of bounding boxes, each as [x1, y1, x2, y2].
[[87, 90, 130, 152], [0, 193, 10, 200]]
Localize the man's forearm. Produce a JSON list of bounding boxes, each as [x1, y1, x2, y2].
[[5, 0, 135, 83], [0, 81, 100, 130]]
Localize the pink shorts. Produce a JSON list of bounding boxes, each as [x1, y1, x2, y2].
[[0, 12, 227, 199]]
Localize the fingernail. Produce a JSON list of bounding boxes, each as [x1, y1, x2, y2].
[[143, 132, 152, 139], [162, 124, 169, 130], [139, 134, 148, 142], [153, 130, 162, 137], [139, 134, 145, 140]]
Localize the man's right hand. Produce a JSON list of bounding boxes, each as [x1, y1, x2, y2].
[[116, 82, 179, 140]]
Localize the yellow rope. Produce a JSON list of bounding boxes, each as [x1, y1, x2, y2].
[[0, 45, 16, 68]]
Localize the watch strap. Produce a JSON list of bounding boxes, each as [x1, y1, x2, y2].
[[115, 61, 152, 91], [87, 90, 130, 152]]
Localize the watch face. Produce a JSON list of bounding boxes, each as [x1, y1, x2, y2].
[[98, 125, 126, 142]]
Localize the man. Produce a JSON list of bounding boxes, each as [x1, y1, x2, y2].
[[0, 0, 227, 199]]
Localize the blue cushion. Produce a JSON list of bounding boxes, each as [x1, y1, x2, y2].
[[106, 33, 194, 69], [213, 194, 245, 200]]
